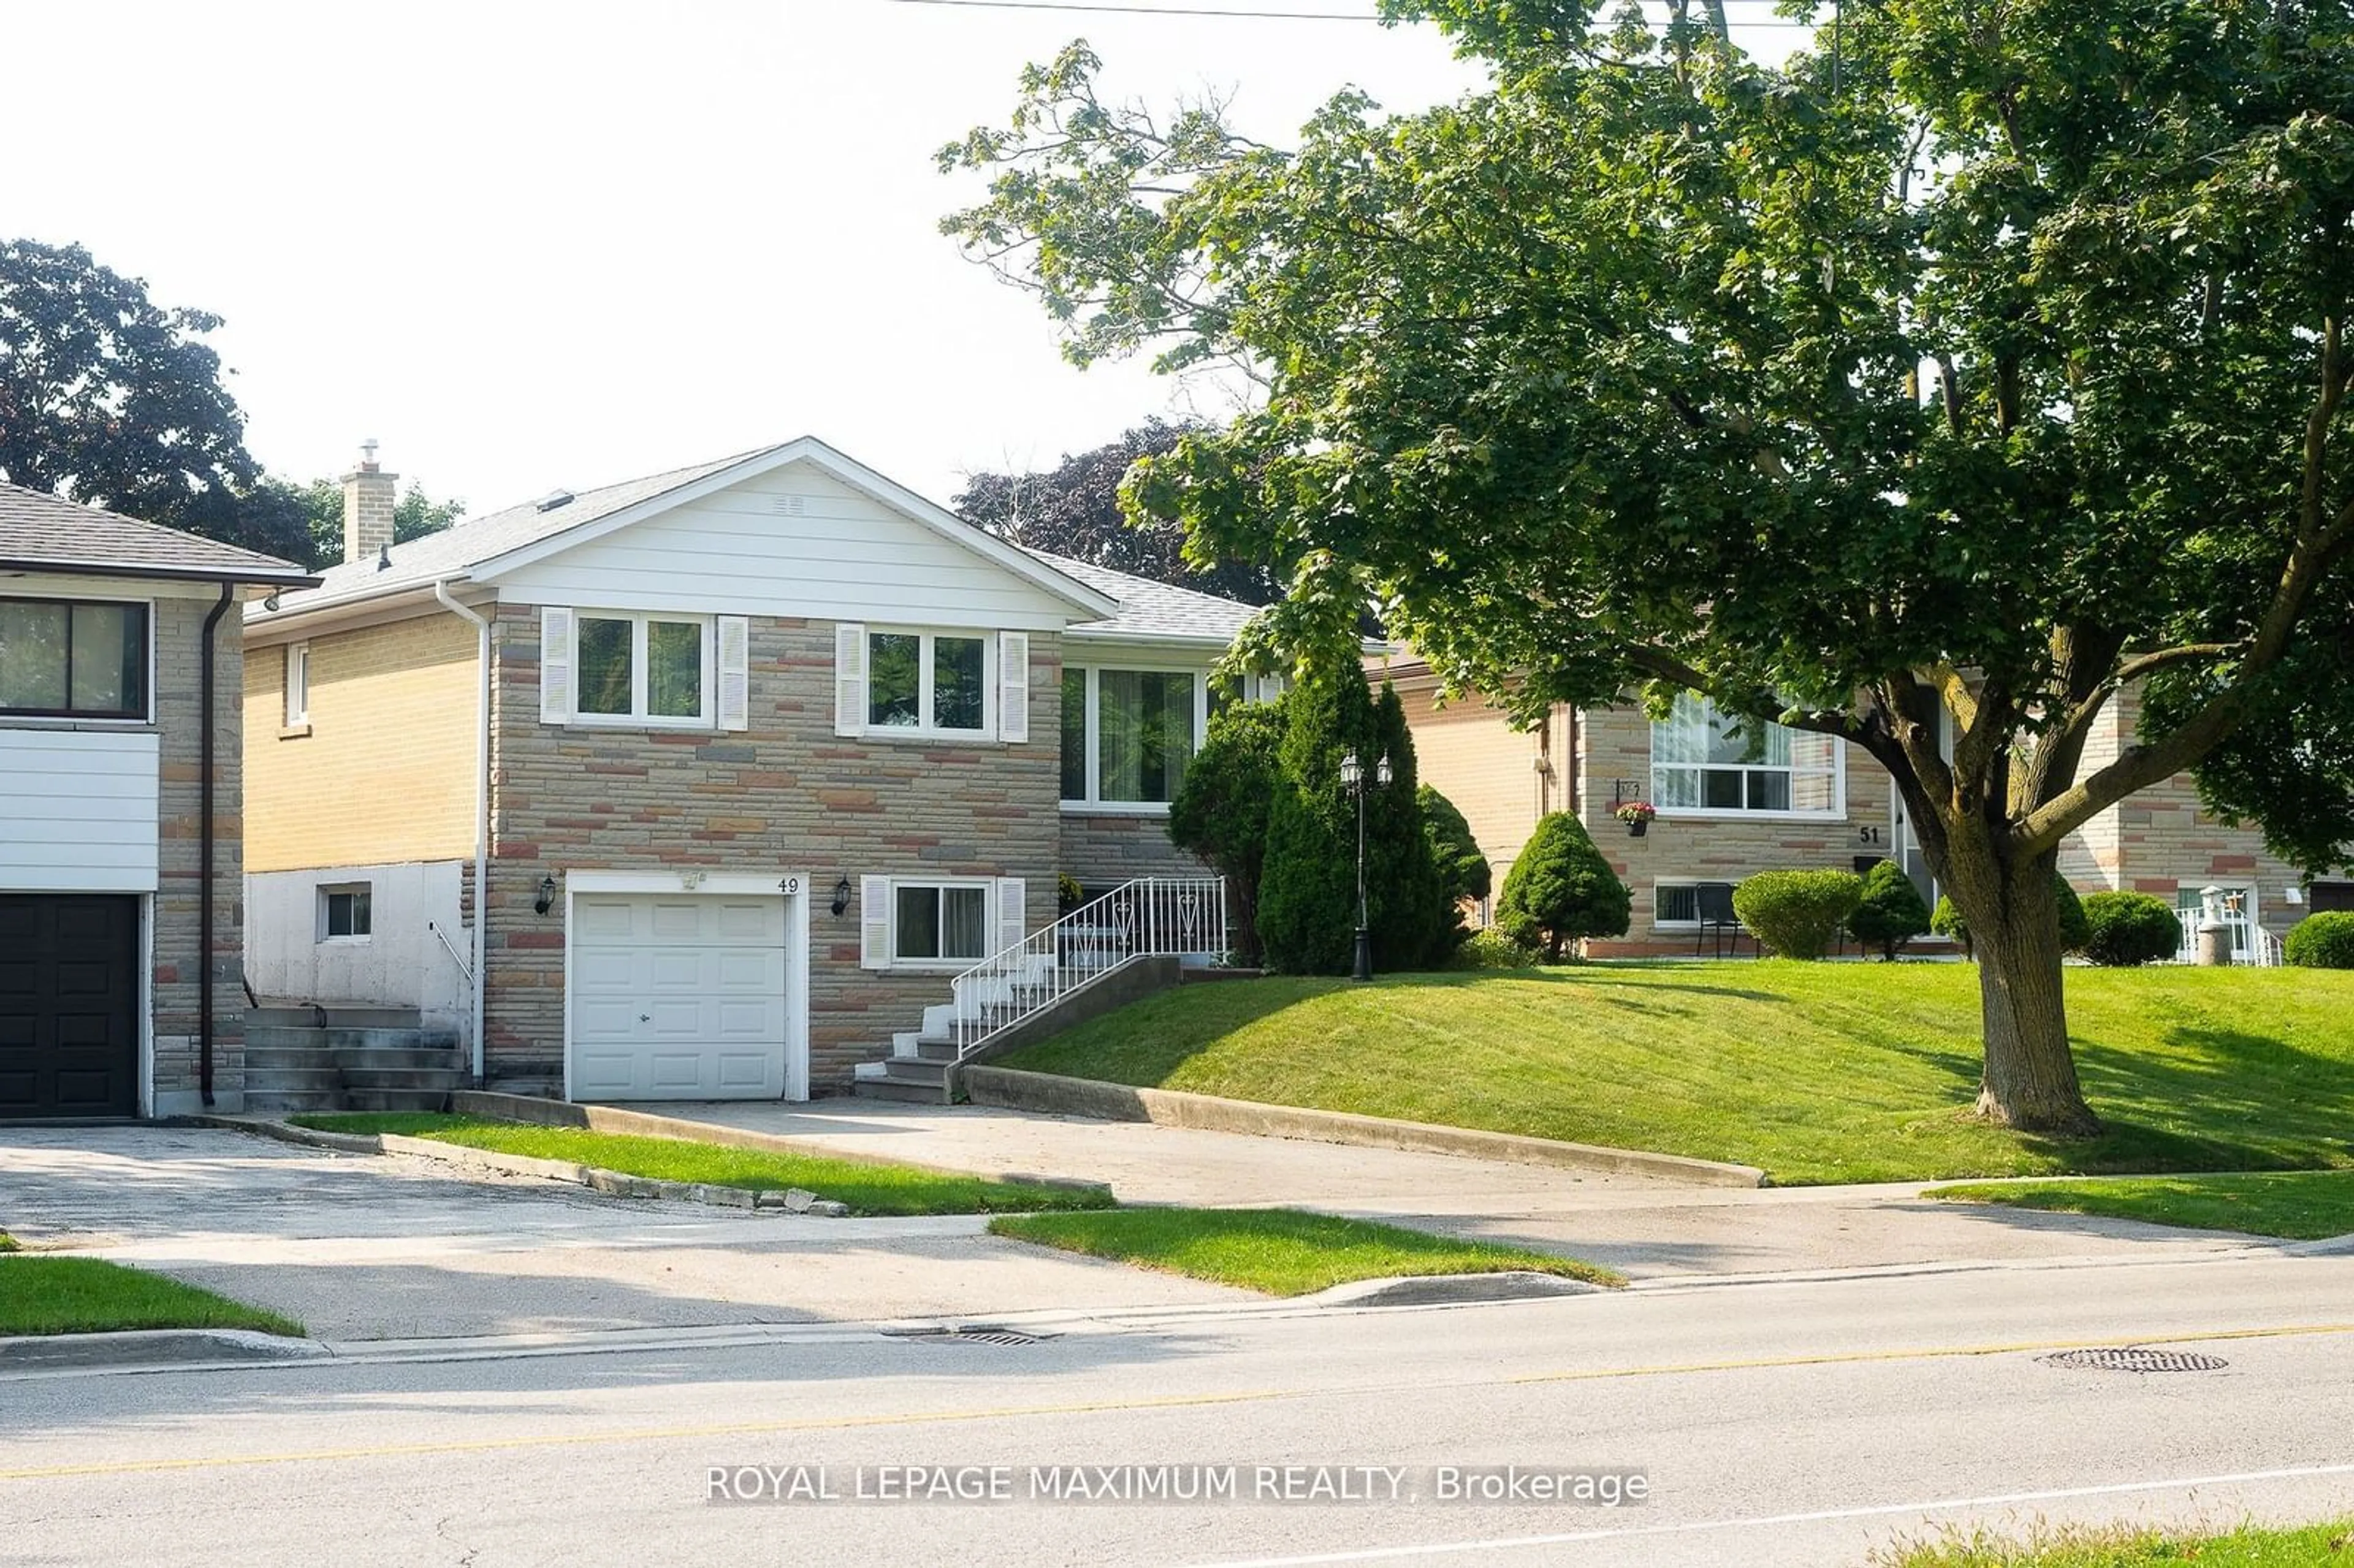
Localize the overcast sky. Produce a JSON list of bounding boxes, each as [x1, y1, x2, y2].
[[10, 1, 1494, 517]]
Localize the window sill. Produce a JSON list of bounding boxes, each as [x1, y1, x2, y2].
[[858, 729, 999, 746], [567, 714, 715, 732], [1, 712, 156, 729], [316, 935, 373, 946], [279, 723, 313, 740], [885, 959, 983, 973], [1060, 801, 1175, 816], [1649, 809, 1846, 825]]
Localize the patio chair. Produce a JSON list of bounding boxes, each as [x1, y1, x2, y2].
[[1695, 881, 1744, 958]]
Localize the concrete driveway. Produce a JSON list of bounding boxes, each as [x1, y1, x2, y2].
[[0, 1126, 1237, 1342], [653, 1098, 2283, 1282]]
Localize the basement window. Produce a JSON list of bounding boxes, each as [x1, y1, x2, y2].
[[319, 885, 373, 942]]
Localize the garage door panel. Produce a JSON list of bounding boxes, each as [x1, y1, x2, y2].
[[0, 895, 138, 1118], [569, 890, 799, 1103]]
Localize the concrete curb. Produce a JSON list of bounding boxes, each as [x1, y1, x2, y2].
[[208, 1116, 852, 1216], [959, 1067, 1768, 1189], [1297, 1271, 1608, 1308], [0, 1328, 330, 1372], [451, 1091, 1116, 1197]]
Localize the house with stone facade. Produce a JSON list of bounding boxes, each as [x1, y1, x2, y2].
[[240, 438, 1249, 1104], [1384, 657, 2353, 958], [1, 483, 314, 1118]]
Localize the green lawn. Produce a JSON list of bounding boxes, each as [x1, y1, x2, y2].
[[1931, 1170, 2354, 1239], [0, 1257, 303, 1338], [291, 1113, 1113, 1217], [1880, 1518, 2354, 1566], [986, 1208, 1623, 1296], [996, 964, 2354, 1186]]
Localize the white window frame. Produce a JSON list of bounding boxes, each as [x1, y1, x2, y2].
[[1649, 695, 1846, 822], [887, 877, 993, 970], [569, 611, 715, 729], [317, 883, 373, 943], [1059, 663, 1211, 815], [1651, 881, 1702, 931], [284, 642, 310, 727], [859, 628, 994, 740]]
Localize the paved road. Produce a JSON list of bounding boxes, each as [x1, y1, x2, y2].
[[7, 1250, 2351, 1567]]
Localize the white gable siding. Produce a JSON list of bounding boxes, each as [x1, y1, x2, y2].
[[491, 462, 1080, 630], [0, 730, 161, 892]]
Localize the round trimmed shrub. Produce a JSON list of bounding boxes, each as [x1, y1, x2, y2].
[[1449, 927, 1537, 969], [2284, 911, 2354, 969], [1732, 869, 1864, 960], [1495, 812, 1630, 962], [1929, 875, 2090, 957], [2079, 891, 2184, 967], [1846, 861, 1931, 960]]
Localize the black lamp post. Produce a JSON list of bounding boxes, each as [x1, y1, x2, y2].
[[1341, 749, 1392, 981]]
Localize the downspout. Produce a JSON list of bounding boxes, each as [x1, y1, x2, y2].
[[199, 582, 235, 1109], [434, 579, 492, 1083]]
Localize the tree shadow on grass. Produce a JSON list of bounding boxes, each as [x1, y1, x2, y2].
[[2067, 1024, 2354, 1174]]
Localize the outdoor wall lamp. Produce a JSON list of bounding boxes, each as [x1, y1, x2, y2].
[[534, 875, 557, 916], [831, 876, 853, 918]]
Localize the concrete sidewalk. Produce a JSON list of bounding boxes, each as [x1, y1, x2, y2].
[[645, 1098, 2277, 1281], [0, 1127, 1239, 1342]]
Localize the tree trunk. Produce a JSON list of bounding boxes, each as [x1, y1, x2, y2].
[[1939, 837, 2102, 1136]]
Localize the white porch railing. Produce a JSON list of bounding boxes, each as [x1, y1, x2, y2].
[[2174, 915, 2282, 967], [949, 876, 1228, 1057]]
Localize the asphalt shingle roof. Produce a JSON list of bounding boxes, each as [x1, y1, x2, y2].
[[274, 447, 769, 614], [0, 481, 314, 583], [1027, 550, 1260, 645], [251, 443, 1258, 646]]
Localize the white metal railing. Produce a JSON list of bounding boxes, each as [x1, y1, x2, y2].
[[950, 876, 1228, 1057], [2174, 915, 2281, 967]]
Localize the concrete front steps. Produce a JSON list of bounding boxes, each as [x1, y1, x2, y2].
[[245, 1005, 468, 1114], [851, 954, 1200, 1105]]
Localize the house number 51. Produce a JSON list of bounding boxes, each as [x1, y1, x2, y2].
[[1858, 826, 1883, 845]]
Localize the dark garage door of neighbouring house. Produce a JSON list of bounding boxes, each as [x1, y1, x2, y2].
[[0, 895, 140, 1119]]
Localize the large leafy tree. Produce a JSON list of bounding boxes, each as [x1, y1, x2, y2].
[[956, 419, 1278, 603], [0, 238, 288, 553], [942, 1, 2354, 1133]]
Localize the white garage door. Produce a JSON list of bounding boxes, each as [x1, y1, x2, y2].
[[569, 892, 800, 1102]]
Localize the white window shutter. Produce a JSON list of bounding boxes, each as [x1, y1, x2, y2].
[[997, 631, 1029, 743], [994, 877, 1027, 956], [859, 875, 891, 970], [717, 615, 750, 732], [539, 607, 574, 725], [835, 622, 866, 737]]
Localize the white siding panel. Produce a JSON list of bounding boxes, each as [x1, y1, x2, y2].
[[0, 731, 160, 893], [495, 461, 1081, 630]]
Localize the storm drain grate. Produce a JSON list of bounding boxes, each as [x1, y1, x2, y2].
[[2038, 1347, 2228, 1374], [880, 1325, 1051, 1347]]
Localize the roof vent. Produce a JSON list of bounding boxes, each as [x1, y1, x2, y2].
[[535, 490, 575, 513], [377, 542, 392, 572]]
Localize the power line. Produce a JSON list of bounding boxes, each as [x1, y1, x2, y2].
[[875, 0, 1813, 24]]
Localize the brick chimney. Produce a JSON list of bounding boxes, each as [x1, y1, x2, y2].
[[341, 439, 398, 565]]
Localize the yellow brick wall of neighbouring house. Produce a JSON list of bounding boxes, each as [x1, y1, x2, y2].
[[1387, 672, 1566, 885], [244, 612, 481, 871]]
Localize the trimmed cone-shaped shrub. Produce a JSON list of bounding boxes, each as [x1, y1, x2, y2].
[[1257, 668, 1453, 975], [1732, 870, 1864, 960], [2285, 910, 2354, 969], [1932, 875, 2090, 957], [1846, 861, 1932, 959], [2080, 891, 2184, 967], [1495, 812, 1630, 961], [1420, 784, 1491, 907], [1167, 698, 1287, 966]]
